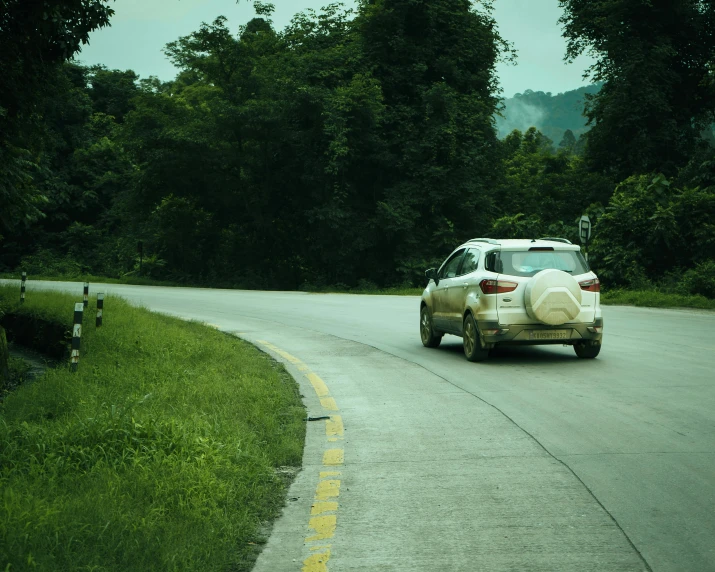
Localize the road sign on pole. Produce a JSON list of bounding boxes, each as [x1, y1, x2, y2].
[[579, 215, 592, 244]]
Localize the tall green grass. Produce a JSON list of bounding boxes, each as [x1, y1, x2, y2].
[[0, 286, 305, 571]]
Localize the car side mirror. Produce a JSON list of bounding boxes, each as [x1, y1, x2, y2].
[[425, 268, 439, 286]]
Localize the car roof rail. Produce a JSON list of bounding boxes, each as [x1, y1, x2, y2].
[[538, 237, 572, 244], [468, 237, 499, 245]]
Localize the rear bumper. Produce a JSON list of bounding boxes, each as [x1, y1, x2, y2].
[[477, 317, 603, 346]]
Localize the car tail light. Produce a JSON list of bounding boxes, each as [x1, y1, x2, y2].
[[479, 279, 518, 294], [579, 278, 600, 292]]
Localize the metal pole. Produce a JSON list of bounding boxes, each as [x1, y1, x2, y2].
[[20, 271, 26, 303], [71, 302, 83, 372], [96, 293, 104, 328], [83, 282, 89, 308]]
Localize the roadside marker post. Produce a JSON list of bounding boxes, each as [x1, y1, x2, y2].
[[71, 303, 83, 372], [96, 293, 104, 328], [83, 282, 89, 307], [20, 271, 26, 303]]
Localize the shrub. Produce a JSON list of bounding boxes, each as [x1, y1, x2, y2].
[[18, 249, 83, 277], [679, 259, 715, 298]]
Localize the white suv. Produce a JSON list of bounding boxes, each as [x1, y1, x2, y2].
[[420, 238, 603, 361]]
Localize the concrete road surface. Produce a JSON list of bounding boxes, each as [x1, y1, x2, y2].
[[4, 280, 714, 571]]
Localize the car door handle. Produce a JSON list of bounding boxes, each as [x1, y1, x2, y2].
[[462, 283, 469, 288]]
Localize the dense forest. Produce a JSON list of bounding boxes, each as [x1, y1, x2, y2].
[[1, 0, 714, 297]]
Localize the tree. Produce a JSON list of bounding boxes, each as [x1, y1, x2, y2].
[[87, 66, 140, 123], [354, 0, 513, 282], [1, 0, 116, 233], [493, 127, 612, 235], [559, 0, 715, 179], [558, 129, 576, 153]]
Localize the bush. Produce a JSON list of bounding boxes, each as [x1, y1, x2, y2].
[[590, 173, 715, 287], [17, 249, 84, 277], [679, 259, 715, 298]]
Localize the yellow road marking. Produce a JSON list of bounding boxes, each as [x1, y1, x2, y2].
[[303, 548, 331, 572], [323, 449, 344, 466], [308, 373, 330, 397], [316, 480, 341, 500], [326, 415, 344, 438], [256, 339, 345, 570], [320, 397, 338, 411], [257, 341, 302, 364], [311, 501, 338, 515], [276, 349, 303, 364], [306, 515, 337, 541]]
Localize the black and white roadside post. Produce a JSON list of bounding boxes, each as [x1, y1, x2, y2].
[[579, 215, 592, 261], [71, 302, 83, 372], [83, 282, 89, 308], [96, 293, 104, 328], [20, 271, 26, 303]]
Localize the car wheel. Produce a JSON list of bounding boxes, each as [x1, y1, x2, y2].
[[463, 314, 489, 362], [420, 305, 442, 348], [574, 341, 601, 359]]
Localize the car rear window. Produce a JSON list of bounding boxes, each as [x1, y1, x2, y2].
[[486, 249, 590, 277]]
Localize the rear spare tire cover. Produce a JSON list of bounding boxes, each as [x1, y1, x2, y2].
[[524, 269, 582, 325]]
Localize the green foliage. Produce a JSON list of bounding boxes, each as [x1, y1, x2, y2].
[[0, 0, 115, 235], [679, 260, 715, 299], [18, 249, 84, 278], [590, 173, 715, 288], [3, 0, 713, 298], [494, 127, 613, 231], [353, 0, 512, 283], [0, 326, 8, 391], [0, 286, 305, 570], [559, 0, 715, 178], [0, 144, 47, 230]]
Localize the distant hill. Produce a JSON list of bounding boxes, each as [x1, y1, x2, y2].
[[495, 83, 603, 144]]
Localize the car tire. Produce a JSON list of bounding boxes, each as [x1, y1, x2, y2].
[[420, 305, 442, 348], [463, 313, 490, 362], [574, 341, 601, 359]]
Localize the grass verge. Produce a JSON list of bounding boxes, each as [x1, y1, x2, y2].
[[600, 289, 715, 310], [0, 285, 306, 571]]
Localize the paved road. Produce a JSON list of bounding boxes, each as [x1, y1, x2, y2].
[[5, 281, 715, 571]]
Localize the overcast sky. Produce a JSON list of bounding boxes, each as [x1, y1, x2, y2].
[[75, 0, 596, 98]]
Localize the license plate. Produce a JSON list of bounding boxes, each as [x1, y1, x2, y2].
[[529, 329, 571, 340]]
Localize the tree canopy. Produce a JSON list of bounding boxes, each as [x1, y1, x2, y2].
[[558, 0, 715, 178]]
